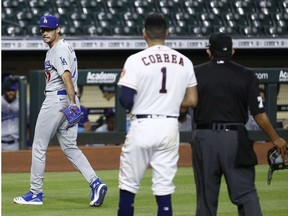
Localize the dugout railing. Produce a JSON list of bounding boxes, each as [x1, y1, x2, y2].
[[16, 68, 288, 150]]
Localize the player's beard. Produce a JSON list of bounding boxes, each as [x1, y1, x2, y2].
[[42, 31, 59, 47], [4, 91, 17, 103]]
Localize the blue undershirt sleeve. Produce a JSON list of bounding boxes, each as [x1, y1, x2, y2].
[[119, 86, 136, 111]]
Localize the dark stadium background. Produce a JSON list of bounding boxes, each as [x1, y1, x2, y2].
[[2, 0, 288, 146], [1, 49, 288, 77]]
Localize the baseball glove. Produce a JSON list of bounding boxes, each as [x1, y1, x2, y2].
[[60, 104, 83, 130]]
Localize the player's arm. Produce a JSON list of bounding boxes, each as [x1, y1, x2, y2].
[[62, 70, 76, 104], [82, 109, 91, 131], [253, 112, 287, 156], [181, 86, 198, 108], [119, 86, 136, 111], [83, 121, 91, 132]]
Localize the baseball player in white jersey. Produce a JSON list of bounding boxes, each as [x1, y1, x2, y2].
[[117, 13, 198, 216], [2, 80, 20, 151], [13, 15, 107, 206]]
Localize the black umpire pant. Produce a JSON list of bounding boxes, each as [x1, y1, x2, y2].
[[191, 128, 262, 216]]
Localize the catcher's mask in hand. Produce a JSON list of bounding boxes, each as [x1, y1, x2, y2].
[[267, 146, 288, 185]]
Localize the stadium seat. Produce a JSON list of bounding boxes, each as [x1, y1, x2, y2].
[[254, 0, 279, 15], [2, 8, 18, 25], [198, 12, 224, 33], [70, 12, 95, 30], [80, 0, 107, 15], [172, 11, 199, 36], [265, 25, 287, 37], [106, 0, 132, 13], [1, 0, 287, 37], [2, 0, 27, 12], [27, 25, 40, 36], [122, 11, 143, 35], [183, 0, 206, 9], [216, 25, 239, 36], [239, 26, 264, 37], [96, 10, 124, 36], [274, 11, 288, 26], [16, 10, 34, 28], [231, 0, 257, 16], [157, 0, 183, 15], [2, 24, 24, 37], [169, 25, 190, 36], [83, 24, 111, 36], [133, 0, 157, 17], [55, 0, 81, 16], [247, 12, 274, 36], [206, 0, 232, 15], [278, 0, 288, 12], [189, 25, 213, 37], [174, 11, 198, 26]]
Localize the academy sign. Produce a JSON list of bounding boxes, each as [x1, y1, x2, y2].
[[86, 71, 118, 84], [279, 70, 288, 82]]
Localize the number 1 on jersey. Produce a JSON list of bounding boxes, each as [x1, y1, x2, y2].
[[159, 67, 167, 93]]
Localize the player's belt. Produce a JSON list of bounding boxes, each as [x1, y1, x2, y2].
[[196, 123, 244, 131], [2, 140, 16, 144], [133, 114, 177, 119], [45, 90, 76, 95], [57, 90, 67, 95]]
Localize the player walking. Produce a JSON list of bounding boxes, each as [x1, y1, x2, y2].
[[13, 15, 107, 206], [117, 12, 198, 216]]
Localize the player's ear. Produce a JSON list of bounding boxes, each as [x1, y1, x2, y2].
[[231, 48, 235, 56], [56, 27, 61, 34], [143, 29, 148, 41], [206, 49, 212, 58], [165, 30, 169, 37]]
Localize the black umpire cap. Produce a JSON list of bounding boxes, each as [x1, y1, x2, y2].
[[207, 33, 233, 53]]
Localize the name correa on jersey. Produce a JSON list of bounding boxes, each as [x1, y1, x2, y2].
[[141, 53, 184, 66]]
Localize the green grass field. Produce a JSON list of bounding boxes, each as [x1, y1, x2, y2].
[[2, 165, 288, 216]]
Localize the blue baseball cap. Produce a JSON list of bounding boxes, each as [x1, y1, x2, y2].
[[3, 76, 18, 91], [8, 83, 18, 90], [38, 15, 59, 29], [104, 108, 115, 118]]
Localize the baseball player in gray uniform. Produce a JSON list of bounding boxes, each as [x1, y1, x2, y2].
[[117, 13, 198, 216], [2, 79, 20, 151], [13, 15, 107, 206]]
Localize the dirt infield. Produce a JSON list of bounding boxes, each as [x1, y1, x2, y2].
[[2, 142, 273, 173]]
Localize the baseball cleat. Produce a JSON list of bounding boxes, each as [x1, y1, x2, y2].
[[13, 191, 44, 205], [90, 178, 108, 207]]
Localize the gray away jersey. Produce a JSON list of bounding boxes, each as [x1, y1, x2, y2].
[[1, 96, 19, 140], [44, 39, 78, 92]]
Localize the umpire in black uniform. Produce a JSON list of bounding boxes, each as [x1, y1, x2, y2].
[[192, 33, 287, 216]]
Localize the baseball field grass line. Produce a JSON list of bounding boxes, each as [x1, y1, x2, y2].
[[2, 165, 288, 216]]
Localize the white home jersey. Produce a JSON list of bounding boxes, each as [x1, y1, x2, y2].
[[44, 39, 78, 92], [118, 45, 197, 117]]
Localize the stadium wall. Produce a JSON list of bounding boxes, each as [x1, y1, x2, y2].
[[2, 142, 274, 173], [2, 49, 288, 77]]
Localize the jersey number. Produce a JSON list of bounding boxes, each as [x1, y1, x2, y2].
[[44, 71, 51, 82], [159, 67, 167, 93]]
